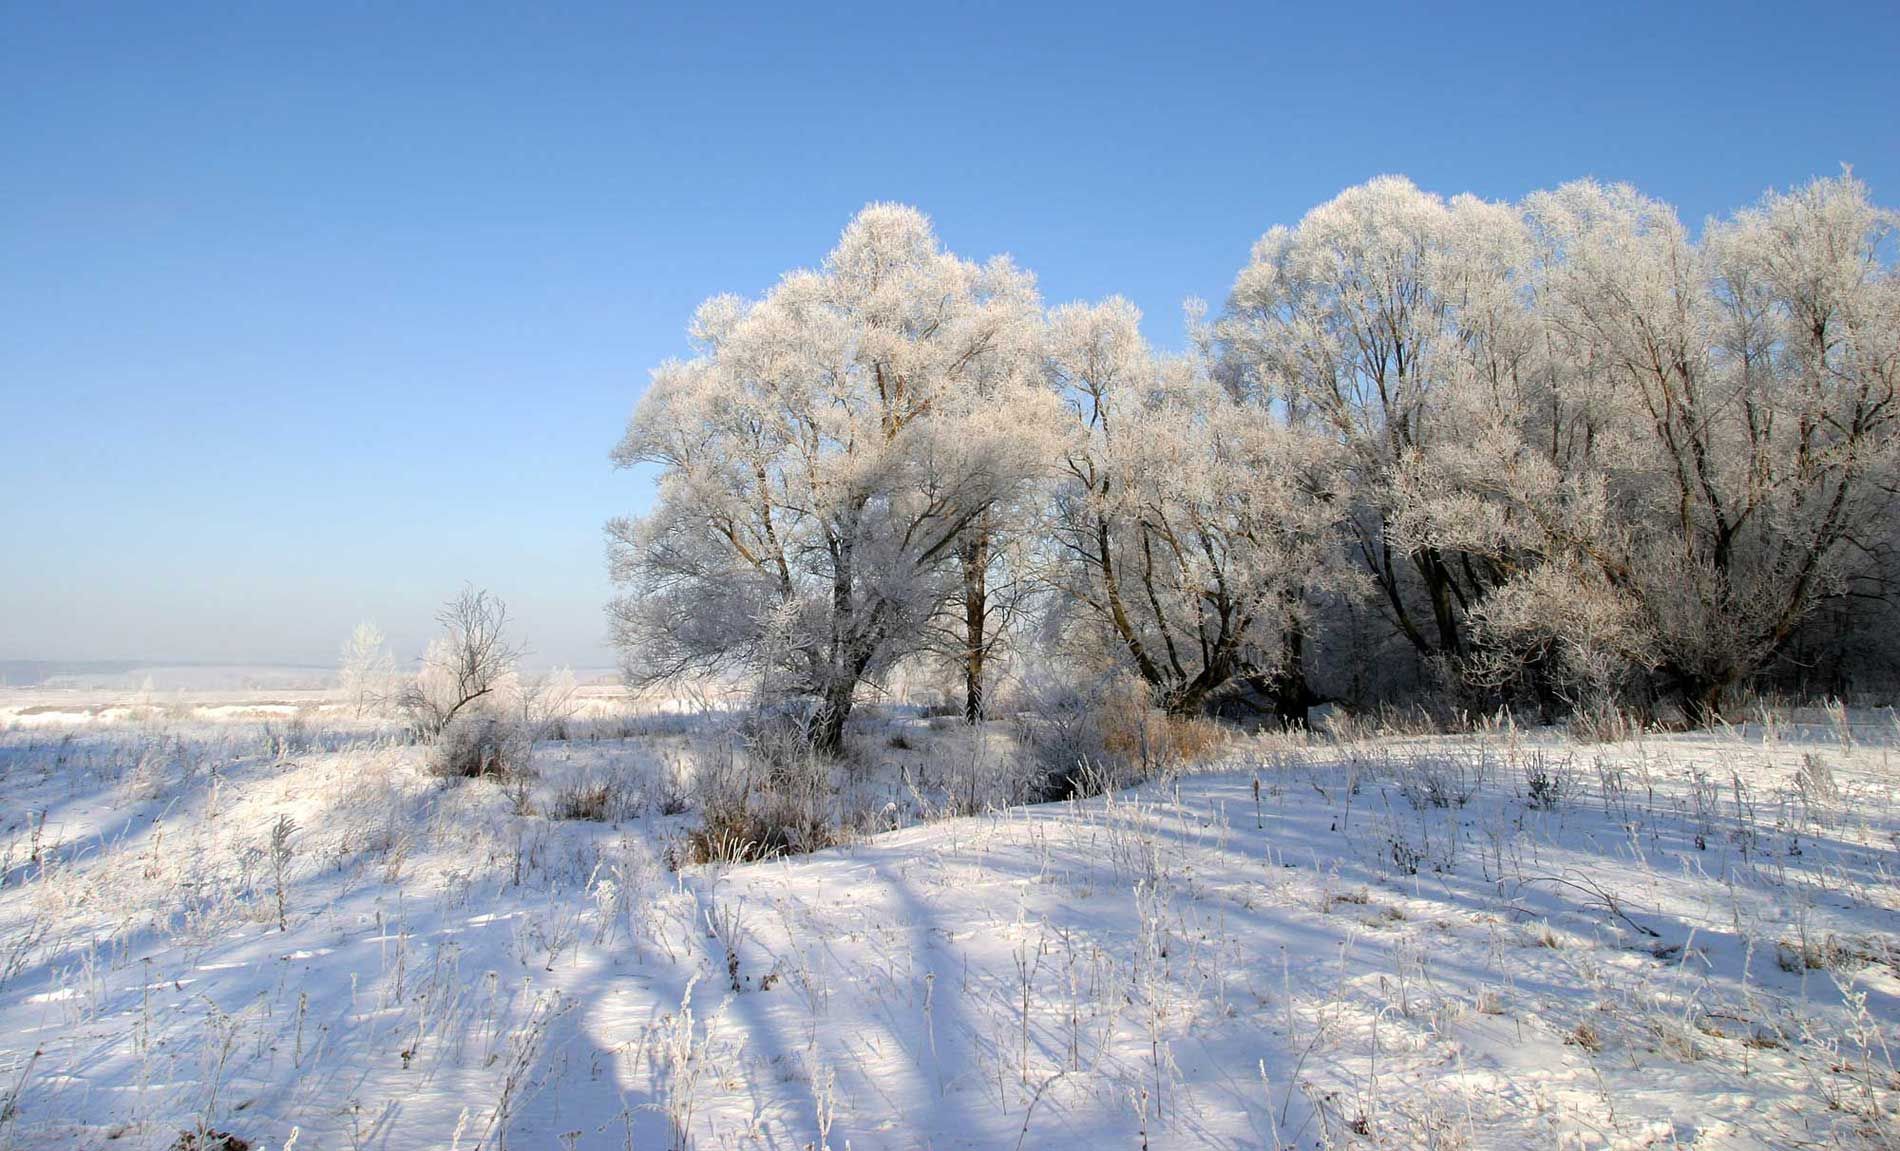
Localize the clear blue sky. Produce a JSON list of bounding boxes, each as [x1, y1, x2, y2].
[[3, 1, 1897, 668]]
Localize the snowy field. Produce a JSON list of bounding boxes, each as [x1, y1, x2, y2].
[[2, 692, 1898, 1149]]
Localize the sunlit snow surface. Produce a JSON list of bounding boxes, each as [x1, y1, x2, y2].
[[1, 692, 1896, 1149]]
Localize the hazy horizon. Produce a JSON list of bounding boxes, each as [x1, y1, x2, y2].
[[5, 1, 1898, 667]]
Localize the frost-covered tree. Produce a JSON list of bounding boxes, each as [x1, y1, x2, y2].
[[612, 177, 1896, 732], [1047, 298, 1343, 718], [1380, 174, 1900, 717], [337, 621, 395, 717], [1220, 177, 1537, 688], [610, 205, 1056, 753]]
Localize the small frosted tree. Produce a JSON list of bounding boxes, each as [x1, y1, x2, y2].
[[338, 621, 396, 717], [398, 587, 524, 739]]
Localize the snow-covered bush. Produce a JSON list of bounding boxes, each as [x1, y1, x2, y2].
[[1011, 673, 1230, 800], [546, 772, 639, 823], [680, 731, 840, 864], [427, 713, 523, 780]]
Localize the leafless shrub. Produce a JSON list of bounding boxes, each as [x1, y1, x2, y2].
[[644, 975, 719, 1151], [1392, 753, 1482, 810], [705, 898, 747, 993], [1566, 699, 1639, 743], [646, 755, 693, 816], [427, 714, 528, 780], [478, 991, 567, 1151], [398, 586, 525, 740], [1777, 932, 1889, 974], [170, 1129, 250, 1151], [1016, 674, 1230, 800], [1524, 751, 1574, 810], [1323, 703, 1455, 741], [263, 710, 314, 758], [547, 774, 637, 823], [1011, 678, 1111, 799], [514, 668, 581, 747], [681, 733, 839, 865], [1795, 753, 1840, 820], [339, 621, 397, 718], [268, 814, 294, 931], [1099, 686, 1228, 774]]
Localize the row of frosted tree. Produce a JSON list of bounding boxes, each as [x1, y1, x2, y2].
[[610, 174, 1900, 750]]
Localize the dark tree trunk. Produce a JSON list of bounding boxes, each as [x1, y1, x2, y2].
[[1665, 664, 1736, 728], [808, 519, 867, 758], [1522, 645, 1565, 726], [808, 678, 855, 757], [1270, 625, 1315, 729], [1421, 550, 1463, 657], [960, 531, 989, 723]]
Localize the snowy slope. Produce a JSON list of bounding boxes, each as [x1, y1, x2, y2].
[[1, 716, 1896, 1149]]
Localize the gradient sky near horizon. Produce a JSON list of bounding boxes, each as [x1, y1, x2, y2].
[[4, 2, 1898, 668]]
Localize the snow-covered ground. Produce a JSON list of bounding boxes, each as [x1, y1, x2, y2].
[[2, 697, 1897, 1149]]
